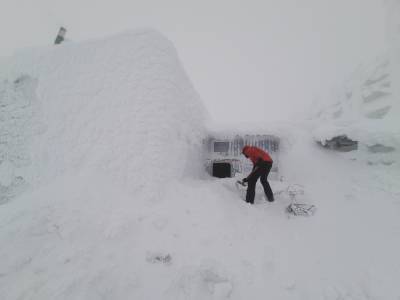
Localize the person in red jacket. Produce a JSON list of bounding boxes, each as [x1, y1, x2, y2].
[[241, 145, 274, 204]]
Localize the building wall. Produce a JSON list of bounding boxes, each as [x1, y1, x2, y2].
[[204, 134, 280, 178]]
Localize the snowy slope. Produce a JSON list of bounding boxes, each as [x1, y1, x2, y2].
[[0, 30, 400, 300]]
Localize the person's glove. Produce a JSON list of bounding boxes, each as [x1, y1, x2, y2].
[[242, 178, 248, 183]]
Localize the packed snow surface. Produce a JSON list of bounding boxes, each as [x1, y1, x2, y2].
[[1, 30, 400, 300]]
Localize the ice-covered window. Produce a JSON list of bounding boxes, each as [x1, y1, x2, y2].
[[213, 141, 229, 153]]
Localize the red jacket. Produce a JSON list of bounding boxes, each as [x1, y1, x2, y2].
[[242, 146, 273, 165]]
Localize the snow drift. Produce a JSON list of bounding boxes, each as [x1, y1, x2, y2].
[[0, 29, 206, 201]]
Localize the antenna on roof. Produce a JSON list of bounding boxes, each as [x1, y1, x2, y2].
[[54, 27, 67, 45]]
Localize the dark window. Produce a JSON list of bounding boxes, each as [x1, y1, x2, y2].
[[212, 162, 232, 178]]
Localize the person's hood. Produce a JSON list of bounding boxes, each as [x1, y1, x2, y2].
[[242, 145, 250, 155]]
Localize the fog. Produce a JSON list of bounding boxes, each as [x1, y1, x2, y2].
[[0, 0, 388, 122]]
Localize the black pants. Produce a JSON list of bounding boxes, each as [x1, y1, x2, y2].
[[246, 161, 274, 204]]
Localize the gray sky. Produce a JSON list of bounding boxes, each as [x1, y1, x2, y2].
[[0, 0, 388, 122]]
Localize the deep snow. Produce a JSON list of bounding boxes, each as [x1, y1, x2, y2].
[[0, 30, 400, 300]]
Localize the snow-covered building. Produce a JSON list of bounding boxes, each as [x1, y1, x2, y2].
[[0, 26, 399, 300], [0, 29, 207, 201], [312, 54, 399, 164], [204, 133, 280, 178]]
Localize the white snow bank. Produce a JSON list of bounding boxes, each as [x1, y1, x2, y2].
[[0, 29, 207, 199]]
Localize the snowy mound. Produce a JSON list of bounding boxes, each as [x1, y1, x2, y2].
[[0, 29, 206, 199], [311, 54, 400, 165]]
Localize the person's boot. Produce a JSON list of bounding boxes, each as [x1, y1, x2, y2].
[[264, 193, 274, 202]]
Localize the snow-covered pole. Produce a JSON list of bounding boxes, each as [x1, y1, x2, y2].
[[54, 27, 67, 45]]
